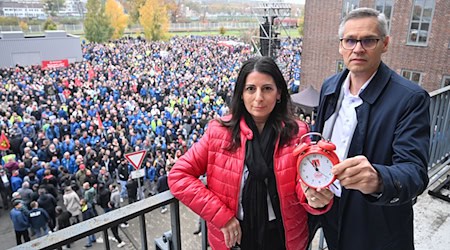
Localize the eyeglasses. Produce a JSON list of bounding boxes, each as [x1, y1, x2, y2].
[[340, 38, 381, 50]]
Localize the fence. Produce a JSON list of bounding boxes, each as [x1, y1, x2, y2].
[[0, 22, 260, 35]]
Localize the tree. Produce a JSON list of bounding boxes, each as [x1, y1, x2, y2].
[[165, 0, 182, 23], [42, 0, 65, 17], [127, 0, 146, 24], [105, 0, 129, 39], [19, 21, 29, 32], [219, 26, 226, 35], [139, 0, 169, 41], [43, 19, 57, 30], [84, 0, 113, 43]]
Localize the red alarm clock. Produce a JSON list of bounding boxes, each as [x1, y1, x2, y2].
[[293, 132, 340, 189]]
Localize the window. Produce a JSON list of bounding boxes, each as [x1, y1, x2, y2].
[[407, 0, 435, 45], [336, 61, 345, 73], [342, 0, 359, 18], [442, 76, 450, 88], [375, 0, 394, 32], [402, 69, 423, 85]]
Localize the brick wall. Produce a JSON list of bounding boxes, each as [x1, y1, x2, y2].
[[301, 0, 450, 92]]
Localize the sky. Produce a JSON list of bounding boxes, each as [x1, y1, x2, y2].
[[283, 0, 306, 4]]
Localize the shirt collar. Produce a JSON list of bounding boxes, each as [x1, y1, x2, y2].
[[342, 71, 377, 98]]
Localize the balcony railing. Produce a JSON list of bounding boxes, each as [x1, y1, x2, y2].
[[11, 85, 450, 250], [11, 191, 182, 250], [428, 85, 450, 184]]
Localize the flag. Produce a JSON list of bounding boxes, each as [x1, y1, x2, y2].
[[97, 112, 104, 130], [0, 132, 10, 151]]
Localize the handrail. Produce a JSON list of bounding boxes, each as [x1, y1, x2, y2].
[[11, 191, 180, 250], [428, 85, 450, 171]]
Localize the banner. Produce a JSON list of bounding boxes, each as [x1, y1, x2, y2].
[[0, 132, 10, 151], [96, 112, 104, 129], [42, 59, 69, 70]]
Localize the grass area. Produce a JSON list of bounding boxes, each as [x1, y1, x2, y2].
[[169, 29, 244, 37], [74, 28, 300, 43], [168, 28, 300, 38]]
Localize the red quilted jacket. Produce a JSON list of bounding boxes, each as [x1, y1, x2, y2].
[[168, 117, 332, 250]]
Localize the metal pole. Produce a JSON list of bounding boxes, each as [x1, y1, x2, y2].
[[138, 177, 142, 200], [103, 229, 110, 250], [139, 214, 148, 250], [170, 201, 181, 250], [201, 219, 208, 250]]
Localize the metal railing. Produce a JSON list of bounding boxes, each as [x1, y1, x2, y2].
[[10, 86, 450, 250], [1, 22, 260, 35], [428, 85, 450, 182], [11, 191, 182, 250]]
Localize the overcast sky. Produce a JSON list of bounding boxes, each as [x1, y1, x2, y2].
[[284, 0, 305, 4]]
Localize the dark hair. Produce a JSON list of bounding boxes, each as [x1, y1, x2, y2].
[[219, 56, 299, 150]]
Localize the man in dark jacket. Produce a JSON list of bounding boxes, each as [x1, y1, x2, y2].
[[81, 198, 97, 248], [56, 206, 72, 249], [96, 183, 111, 213], [28, 201, 49, 238], [117, 160, 129, 200], [309, 8, 430, 250], [156, 168, 169, 213], [37, 188, 57, 232], [126, 178, 138, 204], [0, 168, 12, 209]]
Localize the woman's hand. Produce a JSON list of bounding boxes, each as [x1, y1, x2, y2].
[[220, 217, 241, 248], [301, 183, 334, 208]]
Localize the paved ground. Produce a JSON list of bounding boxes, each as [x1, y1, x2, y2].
[[1, 172, 450, 250]]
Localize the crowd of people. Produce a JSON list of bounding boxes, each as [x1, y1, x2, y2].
[[0, 35, 305, 247]]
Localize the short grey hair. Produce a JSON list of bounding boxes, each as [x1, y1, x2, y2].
[[338, 7, 388, 38]]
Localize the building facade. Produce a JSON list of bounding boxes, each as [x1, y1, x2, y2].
[[301, 0, 450, 92], [0, 31, 82, 67]]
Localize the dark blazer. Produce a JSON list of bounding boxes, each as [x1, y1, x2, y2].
[[311, 62, 430, 250]]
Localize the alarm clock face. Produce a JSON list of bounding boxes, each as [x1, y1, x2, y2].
[[299, 153, 335, 188]]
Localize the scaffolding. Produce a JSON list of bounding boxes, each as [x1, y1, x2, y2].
[[251, 0, 292, 58]]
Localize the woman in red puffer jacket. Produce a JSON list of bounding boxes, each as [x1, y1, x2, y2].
[[169, 57, 333, 250]]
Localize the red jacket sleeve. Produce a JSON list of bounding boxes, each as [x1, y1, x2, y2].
[[168, 124, 235, 229]]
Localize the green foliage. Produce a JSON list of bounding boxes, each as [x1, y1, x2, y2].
[[127, 0, 146, 24], [43, 19, 57, 30], [28, 19, 44, 25], [42, 0, 65, 17], [219, 26, 226, 35], [59, 17, 81, 25], [0, 16, 19, 26], [297, 16, 304, 37], [83, 0, 113, 43]]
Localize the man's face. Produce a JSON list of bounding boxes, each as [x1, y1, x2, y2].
[[339, 17, 389, 78]]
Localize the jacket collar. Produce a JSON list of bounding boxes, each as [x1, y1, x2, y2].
[[323, 61, 391, 105]]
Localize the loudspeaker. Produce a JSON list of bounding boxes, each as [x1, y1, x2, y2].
[[260, 22, 271, 56]]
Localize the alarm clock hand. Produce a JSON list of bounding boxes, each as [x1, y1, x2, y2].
[[307, 159, 337, 185], [307, 159, 324, 173], [307, 159, 318, 170]]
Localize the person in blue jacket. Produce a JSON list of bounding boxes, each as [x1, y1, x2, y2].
[[309, 7, 430, 250], [10, 200, 30, 245]]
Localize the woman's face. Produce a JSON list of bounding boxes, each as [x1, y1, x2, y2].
[[242, 71, 280, 124]]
